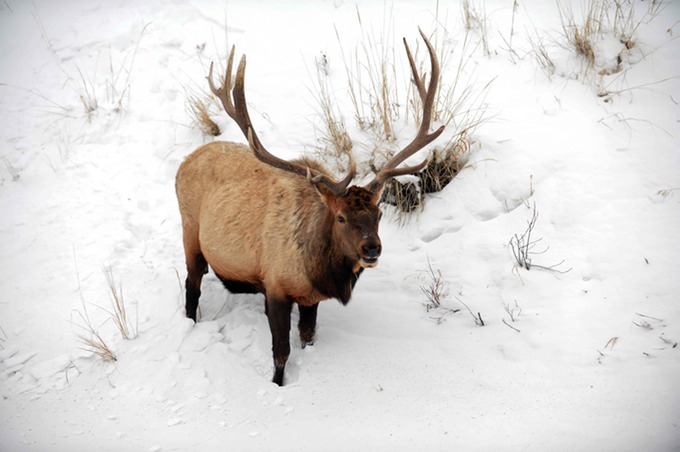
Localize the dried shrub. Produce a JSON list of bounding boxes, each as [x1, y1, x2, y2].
[[381, 136, 469, 213]]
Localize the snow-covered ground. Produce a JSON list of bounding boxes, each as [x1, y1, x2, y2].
[[1, 0, 679, 450]]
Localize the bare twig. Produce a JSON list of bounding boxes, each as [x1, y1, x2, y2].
[[659, 334, 678, 348], [1, 157, 21, 181], [420, 256, 448, 312], [635, 312, 663, 321], [418, 257, 460, 324], [0, 324, 6, 350], [504, 300, 522, 322], [509, 203, 572, 273], [502, 318, 520, 333], [604, 337, 618, 350], [457, 297, 484, 326]]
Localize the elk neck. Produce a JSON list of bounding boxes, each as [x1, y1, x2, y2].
[[299, 197, 363, 305]]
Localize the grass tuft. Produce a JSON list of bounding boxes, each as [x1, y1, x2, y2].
[[102, 266, 138, 341], [554, 0, 669, 89], [187, 95, 220, 136]]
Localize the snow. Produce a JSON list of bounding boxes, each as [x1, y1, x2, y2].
[[1, 0, 679, 450]]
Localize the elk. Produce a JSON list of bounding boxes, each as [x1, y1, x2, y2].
[[176, 29, 444, 386]]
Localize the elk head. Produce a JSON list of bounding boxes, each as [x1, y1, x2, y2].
[[207, 28, 444, 269]]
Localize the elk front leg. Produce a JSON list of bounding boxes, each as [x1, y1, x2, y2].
[[265, 296, 293, 386], [298, 303, 319, 348]]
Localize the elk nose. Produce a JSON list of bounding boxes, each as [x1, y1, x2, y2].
[[362, 243, 381, 259]]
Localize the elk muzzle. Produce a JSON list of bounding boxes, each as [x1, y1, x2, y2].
[[359, 240, 382, 268]]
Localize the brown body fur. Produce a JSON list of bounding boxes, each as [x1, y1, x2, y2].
[[176, 141, 365, 307]]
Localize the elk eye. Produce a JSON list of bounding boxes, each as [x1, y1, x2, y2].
[[337, 215, 346, 224]]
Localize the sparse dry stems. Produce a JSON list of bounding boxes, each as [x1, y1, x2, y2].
[[528, 32, 556, 77], [77, 329, 117, 362], [461, 0, 490, 56], [317, 16, 490, 221], [73, 307, 117, 362], [420, 257, 448, 312], [335, 9, 400, 141], [310, 62, 353, 171], [0, 324, 6, 350], [71, 23, 147, 117], [509, 203, 572, 273], [419, 258, 461, 324], [103, 266, 137, 341], [556, 0, 666, 81]]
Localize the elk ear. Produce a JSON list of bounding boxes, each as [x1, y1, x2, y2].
[[308, 170, 339, 207], [370, 184, 385, 205], [365, 179, 387, 204]]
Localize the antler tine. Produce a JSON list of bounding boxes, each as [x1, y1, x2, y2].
[[210, 47, 355, 196], [208, 46, 246, 135], [310, 154, 356, 196], [367, 28, 445, 193]]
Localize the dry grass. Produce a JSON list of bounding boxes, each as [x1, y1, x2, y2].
[[309, 56, 354, 172], [461, 0, 490, 56], [102, 266, 138, 341], [71, 255, 117, 362], [657, 188, 679, 199], [381, 136, 469, 215], [69, 23, 148, 117], [187, 94, 220, 136], [383, 26, 490, 218], [313, 12, 491, 222], [334, 7, 400, 142], [74, 312, 118, 362], [557, 0, 668, 77], [528, 31, 556, 78], [70, 252, 139, 362], [106, 23, 148, 113], [557, 0, 607, 69]]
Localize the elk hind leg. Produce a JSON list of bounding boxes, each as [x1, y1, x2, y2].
[[265, 296, 293, 386], [298, 303, 319, 348], [184, 250, 208, 322]]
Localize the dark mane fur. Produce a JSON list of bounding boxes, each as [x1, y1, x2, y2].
[[301, 192, 364, 304]]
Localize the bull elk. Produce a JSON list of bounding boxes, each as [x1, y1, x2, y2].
[[176, 29, 444, 386]]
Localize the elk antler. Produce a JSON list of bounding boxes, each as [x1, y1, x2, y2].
[[365, 29, 445, 194], [208, 46, 356, 197]]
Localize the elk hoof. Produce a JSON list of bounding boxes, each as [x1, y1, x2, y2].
[[299, 330, 315, 349], [272, 366, 285, 386]]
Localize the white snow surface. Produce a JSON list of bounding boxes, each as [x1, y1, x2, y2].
[[1, 1, 679, 451]]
